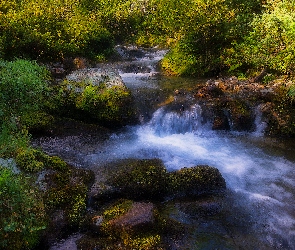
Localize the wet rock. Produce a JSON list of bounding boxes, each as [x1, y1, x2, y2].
[[77, 199, 164, 250], [105, 159, 169, 200], [168, 165, 226, 199], [177, 196, 224, 218], [100, 159, 226, 202], [66, 68, 125, 88], [48, 74, 138, 127], [109, 202, 155, 229], [212, 110, 230, 130]]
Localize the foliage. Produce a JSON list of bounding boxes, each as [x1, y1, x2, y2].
[[0, 167, 46, 250], [0, 59, 49, 126], [159, 0, 262, 76], [0, 0, 114, 60], [228, 0, 295, 75], [0, 123, 30, 158]]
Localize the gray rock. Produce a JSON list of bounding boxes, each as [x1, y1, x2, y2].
[[66, 68, 125, 88]]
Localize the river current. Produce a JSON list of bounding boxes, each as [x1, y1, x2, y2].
[[39, 46, 295, 249]]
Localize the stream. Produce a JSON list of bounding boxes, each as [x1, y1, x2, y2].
[[36, 46, 295, 249]]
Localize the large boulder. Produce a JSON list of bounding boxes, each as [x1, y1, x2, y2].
[[168, 165, 226, 199], [66, 68, 125, 88], [98, 159, 226, 202], [48, 68, 138, 128], [105, 159, 169, 201]]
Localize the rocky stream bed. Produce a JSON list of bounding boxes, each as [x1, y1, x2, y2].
[[25, 46, 295, 249]]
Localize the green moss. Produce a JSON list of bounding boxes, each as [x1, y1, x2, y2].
[[106, 159, 169, 200], [45, 155, 68, 171], [78, 199, 165, 250], [20, 111, 55, 134], [168, 165, 226, 198], [102, 199, 133, 221], [15, 148, 45, 173], [49, 80, 137, 127], [44, 184, 87, 225]]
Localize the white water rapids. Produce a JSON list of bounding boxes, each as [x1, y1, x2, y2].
[[41, 46, 295, 249]]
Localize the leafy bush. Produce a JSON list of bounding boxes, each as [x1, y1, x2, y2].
[[228, 1, 295, 75], [0, 124, 30, 158], [0, 167, 46, 250], [0, 0, 114, 60], [0, 59, 49, 126], [160, 0, 262, 76]]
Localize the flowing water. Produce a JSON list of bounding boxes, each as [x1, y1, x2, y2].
[[39, 46, 295, 249]]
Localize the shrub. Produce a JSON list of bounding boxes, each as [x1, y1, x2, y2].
[[0, 167, 46, 250], [228, 1, 295, 75], [0, 123, 30, 158], [0, 0, 114, 60], [0, 59, 49, 126]]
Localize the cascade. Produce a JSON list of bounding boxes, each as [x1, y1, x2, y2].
[[148, 104, 202, 136]]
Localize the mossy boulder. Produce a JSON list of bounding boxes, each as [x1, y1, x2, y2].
[[15, 148, 46, 173], [48, 69, 138, 128], [101, 159, 226, 202], [105, 159, 169, 200], [77, 199, 164, 250], [167, 165, 226, 199], [176, 196, 224, 218], [19, 152, 96, 244], [15, 147, 70, 173]]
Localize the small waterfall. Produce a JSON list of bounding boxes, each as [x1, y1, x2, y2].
[[253, 104, 267, 136], [148, 104, 202, 136]]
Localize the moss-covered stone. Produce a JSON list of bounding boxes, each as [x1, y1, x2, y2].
[[15, 148, 45, 173], [48, 78, 138, 128], [106, 159, 169, 200], [167, 165, 226, 199], [226, 99, 254, 131], [77, 199, 165, 250], [20, 111, 55, 134]]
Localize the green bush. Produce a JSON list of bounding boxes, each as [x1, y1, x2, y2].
[[228, 1, 295, 75], [160, 0, 262, 76], [0, 59, 49, 125], [0, 167, 46, 250], [0, 124, 30, 158], [0, 0, 114, 60]]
